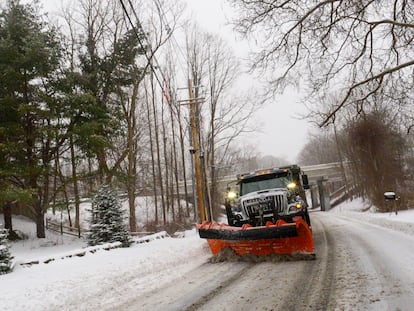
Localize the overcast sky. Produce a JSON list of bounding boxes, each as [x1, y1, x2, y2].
[[182, 0, 312, 162], [36, 0, 313, 163]]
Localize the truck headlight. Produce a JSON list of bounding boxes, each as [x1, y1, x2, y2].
[[287, 182, 296, 190], [227, 190, 237, 200]]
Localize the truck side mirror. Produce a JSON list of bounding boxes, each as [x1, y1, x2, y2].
[[302, 174, 310, 189], [384, 191, 396, 200]]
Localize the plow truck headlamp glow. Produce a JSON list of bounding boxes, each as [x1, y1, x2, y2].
[[287, 182, 296, 190], [227, 190, 237, 200], [296, 203, 302, 209]]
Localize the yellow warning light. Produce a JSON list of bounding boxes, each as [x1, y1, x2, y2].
[[256, 169, 271, 176], [296, 203, 302, 209]]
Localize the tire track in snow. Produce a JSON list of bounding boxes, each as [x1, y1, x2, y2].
[[184, 263, 254, 311], [116, 261, 253, 311], [193, 260, 306, 311], [316, 213, 378, 310], [330, 214, 414, 310], [279, 214, 336, 310]]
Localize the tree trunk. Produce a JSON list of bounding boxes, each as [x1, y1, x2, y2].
[[34, 197, 45, 238], [26, 119, 45, 238], [88, 158, 94, 194], [151, 74, 166, 225], [169, 145, 175, 222], [127, 82, 139, 233], [96, 149, 109, 185], [170, 104, 182, 222], [56, 152, 72, 228], [145, 83, 158, 224], [3, 202, 12, 231], [177, 108, 190, 217], [161, 106, 171, 222], [70, 135, 81, 234]]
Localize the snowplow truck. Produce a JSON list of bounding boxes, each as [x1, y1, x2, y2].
[[197, 165, 314, 256], [225, 165, 311, 228]]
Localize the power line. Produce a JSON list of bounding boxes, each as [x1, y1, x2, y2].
[[119, 0, 190, 128], [118, 0, 168, 102], [152, 0, 189, 79], [146, 0, 193, 121]]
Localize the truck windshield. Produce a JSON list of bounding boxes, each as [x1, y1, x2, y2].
[[240, 173, 290, 196]]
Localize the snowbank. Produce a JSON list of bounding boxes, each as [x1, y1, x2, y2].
[[0, 214, 209, 311], [329, 197, 414, 236]]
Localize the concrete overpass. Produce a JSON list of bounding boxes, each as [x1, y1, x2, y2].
[[302, 162, 350, 211], [302, 162, 345, 183], [180, 162, 349, 211], [195, 162, 346, 187]]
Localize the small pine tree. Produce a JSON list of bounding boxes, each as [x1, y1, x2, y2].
[[0, 226, 13, 274], [87, 185, 131, 247]]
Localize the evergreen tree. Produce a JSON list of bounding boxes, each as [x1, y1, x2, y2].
[[87, 186, 131, 247], [0, 0, 63, 238], [0, 226, 13, 274]]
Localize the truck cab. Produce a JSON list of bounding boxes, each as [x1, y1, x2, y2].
[[225, 165, 311, 227]]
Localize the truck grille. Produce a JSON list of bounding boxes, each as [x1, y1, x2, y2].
[[241, 194, 287, 217]]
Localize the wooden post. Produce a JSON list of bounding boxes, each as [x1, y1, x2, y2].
[[188, 79, 206, 223]]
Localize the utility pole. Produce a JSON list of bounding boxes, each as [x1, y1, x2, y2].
[[187, 79, 206, 223]]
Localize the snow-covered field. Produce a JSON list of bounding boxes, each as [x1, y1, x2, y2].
[[1, 197, 414, 311]]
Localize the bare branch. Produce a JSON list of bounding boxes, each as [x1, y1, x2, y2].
[[320, 59, 414, 127], [229, 0, 414, 131]]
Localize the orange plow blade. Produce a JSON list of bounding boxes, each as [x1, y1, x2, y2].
[[197, 219, 314, 256]]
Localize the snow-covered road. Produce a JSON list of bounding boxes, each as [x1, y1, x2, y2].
[[317, 212, 414, 310], [100, 212, 414, 310], [2, 208, 414, 310]]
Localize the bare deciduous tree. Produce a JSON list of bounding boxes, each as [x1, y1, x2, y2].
[[297, 130, 340, 166], [185, 26, 260, 218], [228, 0, 414, 128], [342, 111, 405, 210]]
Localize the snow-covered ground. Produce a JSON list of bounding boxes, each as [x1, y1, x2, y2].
[[1, 217, 209, 311], [329, 197, 414, 236], [1, 197, 414, 311]]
